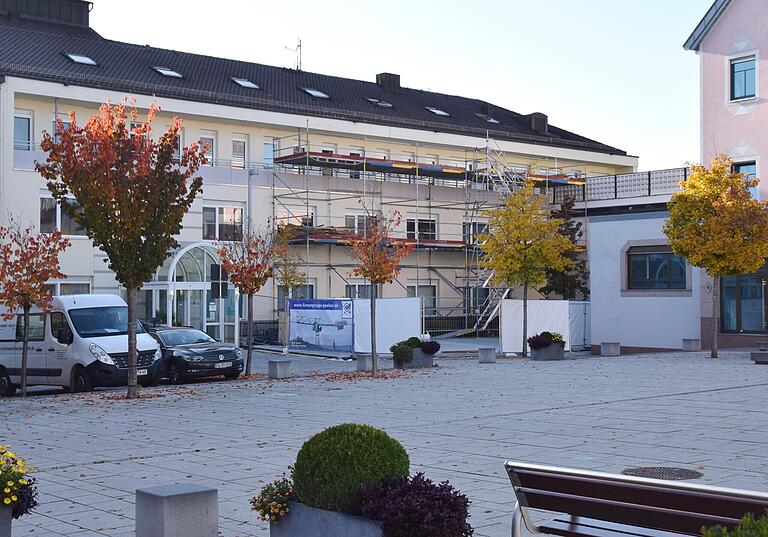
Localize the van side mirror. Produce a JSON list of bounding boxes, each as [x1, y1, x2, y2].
[[57, 328, 73, 345]]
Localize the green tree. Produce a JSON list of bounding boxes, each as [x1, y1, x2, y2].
[[664, 154, 768, 358], [538, 196, 589, 300], [479, 180, 574, 356], [36, 100, 206, 398]]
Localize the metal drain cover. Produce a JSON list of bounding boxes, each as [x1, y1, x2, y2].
[[622, 466, 703, 480]]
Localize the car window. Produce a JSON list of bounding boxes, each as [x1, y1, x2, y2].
[[50, 312, 73, 344], [159, 329, 215, 346], [16, 313, 45, 342]]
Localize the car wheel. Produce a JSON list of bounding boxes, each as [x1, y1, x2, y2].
[[69, 367, 93, 393], [224, 372, 240, 380], [0, 369, 16, 397], [168, 361, 185, 385]]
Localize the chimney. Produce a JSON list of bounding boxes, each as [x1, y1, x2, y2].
[[530, 112, 548, 135], [376, 73, 401, 92], [0, 0, 92, 26]]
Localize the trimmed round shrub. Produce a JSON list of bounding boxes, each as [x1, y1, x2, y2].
[[292, 424, 410, 513], [390, 343, 413, 365], [405, 336, 422, 348]]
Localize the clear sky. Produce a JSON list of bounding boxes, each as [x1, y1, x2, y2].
[[90, 0, 711, 171]]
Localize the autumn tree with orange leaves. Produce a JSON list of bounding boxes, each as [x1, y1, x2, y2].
[[348, 210, 414, 375], [0, 219, 70, 397], [36, 100, 207, 398], [218, 225, 276, 375]]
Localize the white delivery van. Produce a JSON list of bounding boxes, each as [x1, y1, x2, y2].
[[0, 294, 162, 396]]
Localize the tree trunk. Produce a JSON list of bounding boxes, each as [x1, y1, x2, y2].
[[126, 286, 139, 399], [370, 283, 377, 377], [20, 305, 30, 397], [711, 276, 719, 359], [245, 293, 254, 376], [522, 285, 528, 357]]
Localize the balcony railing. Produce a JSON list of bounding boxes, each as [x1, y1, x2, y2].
[[552, 168, 688, 204]]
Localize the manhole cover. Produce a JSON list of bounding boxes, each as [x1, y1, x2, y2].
[[621, 467, 703, 480]]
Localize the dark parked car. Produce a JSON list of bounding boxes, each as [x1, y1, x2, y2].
[[149, 327, 244, 384]]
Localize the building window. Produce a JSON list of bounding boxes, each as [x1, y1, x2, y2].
[[425, 106, 450, 117], [345, 284, 379, 299], [627, 246, 686, 290], [730, 57, 756, 101], [40, 198, 86, 236], [734, 161, 758, 199], [302, 87, 329, 99], [232, 77, 259, 89], [263, 139, 275, 168], [722, 275, 765, 333], [45, 282, 91, 296], [463, 221, 487, 244], [365, 98, 393, 108], [232, 135, 248, 169], [278, 284, 314, 311], [200, 131, 216, 166], [345, 214, 377, 235], [407, 284, 437, 315], [202, 206, 243, 241], [65, 52, 97, 65], [406, 218, 436, 240], [153, 66, 183, 78], [14, 112, 32, 151], [275, 207, 314, 227]]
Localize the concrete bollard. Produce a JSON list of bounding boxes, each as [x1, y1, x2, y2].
[[682, 338, 700, 352], [136, 484, 217, 537], [356, 354, 373, 372], [478, 348, 497, 363], [1, 505, 11, 537], [268, 359, 292, 379], [601, 342, 621, 357]]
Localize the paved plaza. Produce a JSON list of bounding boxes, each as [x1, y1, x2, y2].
[[3, 351, 768, 537]]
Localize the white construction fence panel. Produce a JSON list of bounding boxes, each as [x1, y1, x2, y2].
[[353, 297, 421, 354], [568, 301, 591, 351], [500, 299, 570, 354]]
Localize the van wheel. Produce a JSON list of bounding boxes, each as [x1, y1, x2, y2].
[[0, 369, 16, 397], [168, 361, 185, 385], [69, 367, 93, 393]]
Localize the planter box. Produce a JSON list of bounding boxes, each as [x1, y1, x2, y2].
[[356, 354, 373, 372], [0, 505, 10, 537], [478, 347, 496, 363], [682, 338, 700, 352], [395, 348, 435, 369], [530, 344, 565, 361], [601, 342, 621, 357], [271, 501, 382, 537]]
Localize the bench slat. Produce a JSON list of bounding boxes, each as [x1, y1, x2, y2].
[[513, 469, 768, 521], [520, 488, 740, 535], [541, 516, 689, 537]]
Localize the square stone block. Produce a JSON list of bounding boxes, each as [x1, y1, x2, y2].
[[601, 342, 621, 357], [136, 483, 217, 537], [269, 359, 292, 379], [478, 348, 497, 363], [356, 354, 373, 371], [751, 351, 768, 365], [682, 338, 701, 352]]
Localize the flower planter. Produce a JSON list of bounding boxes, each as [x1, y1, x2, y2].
[[530, 344, 565, 361], [271, 501, 382, 537], [394, 348, 435, 369], [0, 505, 10, 537]]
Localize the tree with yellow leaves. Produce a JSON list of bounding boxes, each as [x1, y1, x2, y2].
[[479, 180, 574, 356], [664, 154, 768, 358]]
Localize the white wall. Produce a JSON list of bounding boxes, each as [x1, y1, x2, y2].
[[588, 212, 700, 350], [500, 299, 571, 354]]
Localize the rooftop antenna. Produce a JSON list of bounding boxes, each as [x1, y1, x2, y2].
[[285, 38, 302, 70]]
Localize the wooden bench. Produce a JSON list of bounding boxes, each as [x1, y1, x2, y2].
[[505, 461, 768, 537]]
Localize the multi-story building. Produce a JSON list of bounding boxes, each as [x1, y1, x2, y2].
[[685, 0, 768, 348], [0, 0, 636, 345]]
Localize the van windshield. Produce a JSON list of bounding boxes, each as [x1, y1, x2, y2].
[[68, 306, 146, 338]]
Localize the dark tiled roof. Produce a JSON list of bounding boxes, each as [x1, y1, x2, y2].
[[0, 13, 628, 156], [683, 0, 730, 51]]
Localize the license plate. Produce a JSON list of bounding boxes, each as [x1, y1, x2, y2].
[[137, 369, 148, 376], [214, 362, 232, 369]]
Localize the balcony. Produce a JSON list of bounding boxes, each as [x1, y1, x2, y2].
[[551, 168, 688, 205]]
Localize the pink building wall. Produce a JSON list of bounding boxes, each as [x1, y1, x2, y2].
[[696, 0, 768, 348], [699, 0, 768, 194]]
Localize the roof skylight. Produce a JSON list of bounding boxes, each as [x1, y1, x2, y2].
[[425, 106, 450, 117], [366, 98, 393, 108], [65, 53, 97, 66], [232, 77, 260, 89], [302, 87, 329, 99], [476, 112, 500, 124], [153, 66, 183, 78]]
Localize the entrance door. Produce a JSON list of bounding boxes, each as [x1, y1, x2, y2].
[[204, 286, 236, 343], [173, 288, 205, 332]]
